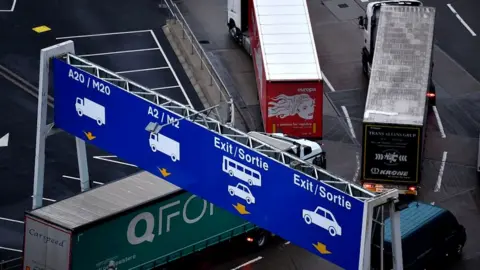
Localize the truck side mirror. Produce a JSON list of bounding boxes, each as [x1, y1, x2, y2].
[[358, 16, 364, 28]]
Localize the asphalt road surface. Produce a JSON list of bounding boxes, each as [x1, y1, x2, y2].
[[174, 0, 480, 269], [0, 0, 202, 262]]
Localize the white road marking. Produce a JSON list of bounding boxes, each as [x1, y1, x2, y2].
[[62, 175, 105, 185], [321, 71, 335, 92], [116, 67, 169, 74], [0, 0, 16, 12], [0, 246, 22, 252], [447, 4, 477, 37], [341, 106, 356, 139], [56, 29, 151, 40], [231, 256, 263, 270], [0, 217, 24, 224], [151, 85, 181, 91], [78, 48, 159, 58], [31, 195, 56, 202], [284, 241, 290, 245], [150, 30, 194, 108], [432, 106, 446, 138], [353, 152, 361, 182], [93, 156, 138, 167], [434, 151, 448, 192], [0, 133, 9, 147]]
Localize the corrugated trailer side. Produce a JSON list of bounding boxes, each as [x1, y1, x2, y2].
[[23, 172, 256, 270]]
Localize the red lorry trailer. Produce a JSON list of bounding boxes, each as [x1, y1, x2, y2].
[[228, 0, 323, 139]]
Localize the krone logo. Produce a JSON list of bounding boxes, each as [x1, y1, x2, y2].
[[127, 212, 155, 245], [371, 168, 380, 174]]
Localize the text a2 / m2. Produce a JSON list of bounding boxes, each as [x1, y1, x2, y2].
[[148, 106, 180, 129], [68, 69, 111, 95]]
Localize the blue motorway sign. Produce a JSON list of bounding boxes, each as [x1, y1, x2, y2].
[[53, 59, 367, 270]]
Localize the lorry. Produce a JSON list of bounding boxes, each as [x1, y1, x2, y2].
[[358, 0, 436, 106], [75, 97, 106, 126], [23, 171, 269, 270], [358, 4, 436, 195], [227, 0, 324, 139], [371, 201, 466, 269], [248, 131, 326, 169]]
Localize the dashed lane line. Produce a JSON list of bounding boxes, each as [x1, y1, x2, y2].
[[93, 156, 137, 167], [116, 66, 169, 74], [0, 217, 23, 224], [0, 247, 21, 252], [432, 106, 446, 138], [77, 48, 159, 58], [231, 256, 263, 270], [62, 175, 105, 185], [56, 29, 152, 40], [434, 151, 448, 192]]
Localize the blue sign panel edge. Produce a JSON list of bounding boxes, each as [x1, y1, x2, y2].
[[53, 58, 366, 270]]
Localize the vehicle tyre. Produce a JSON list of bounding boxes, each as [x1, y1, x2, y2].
[[256, 234, 266, 247], [246, 197, 252, 204], [96, 118, 103, 126], [171, 155, 177, 162], [151, 145, 157, 152], [248, 179, 253, 186], [229, 189, 235, 196], [328, 226, 336, 237], [452, 244, 464, 260], [228, 170, 234, 177], [304, 215, 312, 225], [77, 110, 83, 117]]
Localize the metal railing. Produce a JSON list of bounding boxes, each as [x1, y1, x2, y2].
[[0, 257, 22, 270], [161, 0, 255, 130]]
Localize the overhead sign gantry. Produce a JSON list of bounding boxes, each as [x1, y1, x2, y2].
[[32, 41, 402, 270]]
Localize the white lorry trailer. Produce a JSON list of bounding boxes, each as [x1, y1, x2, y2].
[[358, 4, 436, 195], [358, 0, 436, 106], [248, 131, 326, 169]]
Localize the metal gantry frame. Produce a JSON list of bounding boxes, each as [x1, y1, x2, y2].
[[32, 41, 404, 270]]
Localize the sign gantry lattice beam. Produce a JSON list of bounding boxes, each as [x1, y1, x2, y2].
[[63, 54, 375, 200]]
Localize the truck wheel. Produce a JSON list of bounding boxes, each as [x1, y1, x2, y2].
[[171, 155, 177, 162], [77, 110, 83, 117], [256, 234, 266, 247], [96, 118, 103, 126], [150, 145, 157, 152]]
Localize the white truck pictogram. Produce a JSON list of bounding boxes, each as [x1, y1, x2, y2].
[[75, 97, 106, 126], [149, 132, 180, 162]]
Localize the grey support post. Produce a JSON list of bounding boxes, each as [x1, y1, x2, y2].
[[33, 41, 90, 209], [390, 202, 404, 270]]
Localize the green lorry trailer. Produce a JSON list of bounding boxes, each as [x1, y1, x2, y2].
[[22, 171, 266, 270]]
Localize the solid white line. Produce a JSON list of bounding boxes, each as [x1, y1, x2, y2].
[[78, 48, 159, 58], [447, 4, 477, 37], [434, 151, 448, 192], [231, 256, 263, 270], [10, 0, 17, 11], [341, 106, 356, 139], [150, 30, 194, 108], [62, 175, 105, 185], [31, 196, 56, 202], [116, 67, 169, 74], [0, 246, 22, 252], [93, 156, 138, 168], [151, 85, 181, 91], [321, 71, 335, 92], [432, 106, 446, 138], [0, 217, 24, 224], [284, 241, 291, 245], [56, 29, 151, 40]]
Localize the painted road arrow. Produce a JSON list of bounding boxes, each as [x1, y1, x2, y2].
[[158, 168, 171, 177], [233, 203, 250, 215], [0, 133, 9, 147], [313, 242, 331, 255], [83, 131, 96, 141]]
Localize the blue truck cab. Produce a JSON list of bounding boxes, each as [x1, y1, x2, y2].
[[372, 202, 466, 269]]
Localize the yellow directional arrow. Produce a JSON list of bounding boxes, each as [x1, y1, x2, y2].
[[233, 203, 250, 215], [84, 131, 96, 141], [313, 242, 331, 255], [158, 167, 171, 178]]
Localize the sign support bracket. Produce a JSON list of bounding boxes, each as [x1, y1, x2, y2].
[[33, 41, 91, 209]]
